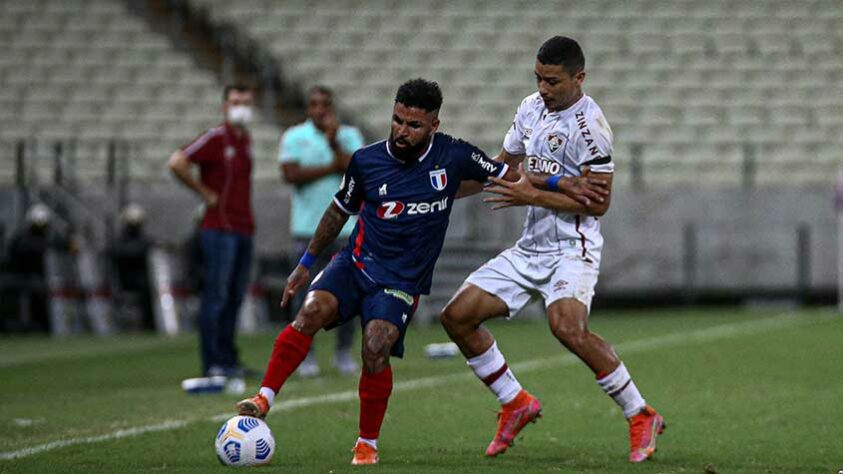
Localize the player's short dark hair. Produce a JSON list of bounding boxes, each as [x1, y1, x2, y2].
[[223, 83, 252, 102], [537, 36, 585, 75], [395, 78, 443, 113]]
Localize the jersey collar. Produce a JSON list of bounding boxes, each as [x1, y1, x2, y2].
[[544, 94, 588, 120]]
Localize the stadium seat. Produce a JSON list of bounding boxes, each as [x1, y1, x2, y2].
[[3, 0, 841, 185], [0, 0, 280, 183]]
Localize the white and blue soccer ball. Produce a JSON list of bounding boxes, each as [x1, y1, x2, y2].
[[215, 416, 275, 466]]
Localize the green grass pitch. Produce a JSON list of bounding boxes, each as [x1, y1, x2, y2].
[[1, 308, 841, 473]]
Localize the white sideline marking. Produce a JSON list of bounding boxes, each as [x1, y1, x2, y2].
[[0, 311, 830, 461], [0, 421, 186, 460]]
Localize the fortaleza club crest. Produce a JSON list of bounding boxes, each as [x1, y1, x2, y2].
[[429, 169, 447, 191], [547, 134, 564, 153]]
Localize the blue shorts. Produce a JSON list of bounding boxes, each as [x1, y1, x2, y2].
[[309, 251, 419, 358]]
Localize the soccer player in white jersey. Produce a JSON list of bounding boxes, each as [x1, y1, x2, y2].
[[441, 36, 665, 463]]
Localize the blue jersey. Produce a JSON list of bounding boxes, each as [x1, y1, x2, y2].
[[331, 132, 508, 295]]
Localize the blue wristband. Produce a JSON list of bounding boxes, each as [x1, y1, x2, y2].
[[299, 252, 317, 269], [546, 175, 562, 192]]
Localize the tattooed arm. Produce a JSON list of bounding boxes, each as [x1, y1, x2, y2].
[[306, 202, 350, 256], [281, 201, 350, 307]]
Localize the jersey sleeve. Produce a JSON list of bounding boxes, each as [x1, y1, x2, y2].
[[502, 97, 530, 155], [458, 140, 509, 183], [182, 129, 220, 164], [277, 128, 303, 164], [571, 112, 615, 174], [332, 152, 364, 215]]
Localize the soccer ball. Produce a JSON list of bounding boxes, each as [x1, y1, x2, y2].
[[215, 416, 275, 466]]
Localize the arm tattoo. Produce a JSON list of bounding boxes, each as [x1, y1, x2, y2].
[[306, 203, 349, 256]]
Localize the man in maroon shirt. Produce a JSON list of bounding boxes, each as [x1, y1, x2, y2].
[[169, 84, 256, 377]]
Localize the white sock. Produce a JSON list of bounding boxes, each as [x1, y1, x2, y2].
[[596, 363, 646, 418], [259, 386, 276, 407], [357, 437, 377, 449], [467, 341, 522, 405]]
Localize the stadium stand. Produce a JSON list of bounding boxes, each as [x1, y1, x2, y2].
[[0, 0, 281, 182], [190, 0, 842, 185]]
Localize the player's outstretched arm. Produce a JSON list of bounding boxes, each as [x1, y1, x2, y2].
[[456, 149, 525, 199], [528, 168, 610, 205], [485, 163, 613, 216], [281, 202, 349, 307]]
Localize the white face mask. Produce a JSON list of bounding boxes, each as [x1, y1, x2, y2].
[[227, 105, 253, 126]]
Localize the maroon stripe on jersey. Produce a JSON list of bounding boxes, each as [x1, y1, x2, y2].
[[482, 363, 509, 386], [608, 379, 632, 398], [575, 215, 587, 258], [353, 206, 366, 269]]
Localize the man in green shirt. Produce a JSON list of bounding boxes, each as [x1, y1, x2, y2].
[[278, 85, 364, 376]]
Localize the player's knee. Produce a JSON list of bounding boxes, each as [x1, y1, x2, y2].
[[439, 301, 475, 333], [550, 320, 589, 348], [438, 304, 460, 330], [361, 321, 397, 373], [361, 340, 389, 373], [293, 299, 331, 335]]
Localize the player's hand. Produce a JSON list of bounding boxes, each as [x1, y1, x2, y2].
[[558, 171, 609, 206], [202, 190, 219, 208], [323, 113, 339, 144], [280, 264, 310, 308], [484, 162, 539, 210]]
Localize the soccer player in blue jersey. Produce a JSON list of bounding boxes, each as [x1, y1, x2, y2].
[[236, 78, 604, 465]]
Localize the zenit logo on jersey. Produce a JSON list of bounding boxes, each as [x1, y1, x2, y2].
[[377, 198, 448, 220], [429, 169, 447, 191]]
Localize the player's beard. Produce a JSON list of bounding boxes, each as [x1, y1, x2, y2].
[[389, 132, 431, 164]]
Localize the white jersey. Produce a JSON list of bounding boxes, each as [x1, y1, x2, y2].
[[502, 92, 614, 265]]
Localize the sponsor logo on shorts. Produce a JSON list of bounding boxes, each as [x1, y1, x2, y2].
[[553, 279, 568, 292], [384, 288, 414, 305]]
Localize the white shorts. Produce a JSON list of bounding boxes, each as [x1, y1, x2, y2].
[[465, 246, 599, 317]]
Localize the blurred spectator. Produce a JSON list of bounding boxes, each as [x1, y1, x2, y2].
[[3, 204, 75, 332], [278, 85, 364, 376], [169, 84, 256, 378], [109, 204, 154, 330]]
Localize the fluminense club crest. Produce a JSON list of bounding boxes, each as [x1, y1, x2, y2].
[[547, 134, 564, 153]]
